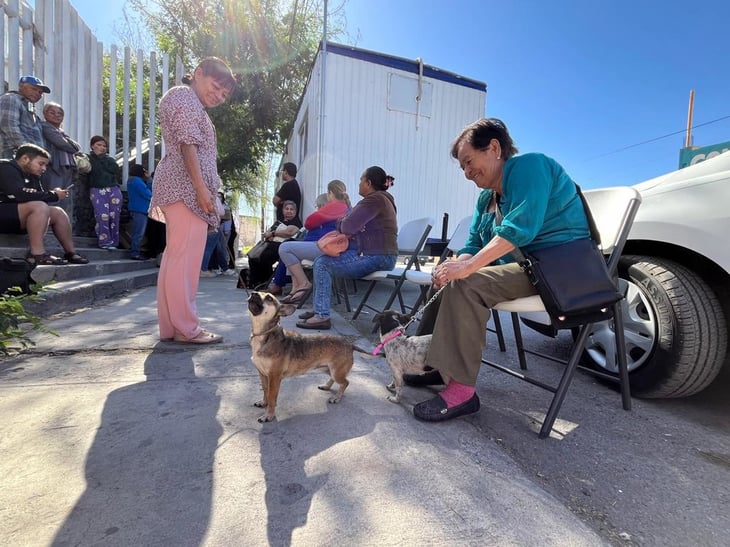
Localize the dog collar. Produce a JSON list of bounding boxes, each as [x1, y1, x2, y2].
[[250, 323, 281, 339], [372, 328, 404, 355]]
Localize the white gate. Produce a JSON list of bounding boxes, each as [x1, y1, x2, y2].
[[2, 0, 180, 183]]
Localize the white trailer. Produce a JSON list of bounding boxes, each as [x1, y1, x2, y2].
[[279, 42, 486, 240]]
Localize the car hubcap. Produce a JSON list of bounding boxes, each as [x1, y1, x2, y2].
[[585, 278, 657, 373]]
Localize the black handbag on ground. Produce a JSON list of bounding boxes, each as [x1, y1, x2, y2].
[[246, 239, 270, 261], [0, 257, 37, 295], [506, 186, 623, 329]]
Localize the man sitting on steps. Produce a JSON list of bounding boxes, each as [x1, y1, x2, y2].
[[0, 143, 89, 265]]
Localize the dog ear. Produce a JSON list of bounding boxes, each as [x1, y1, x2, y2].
[[372, 313, 383, 324], [394, 312, 411, 325], [278, 304, 297, 317]]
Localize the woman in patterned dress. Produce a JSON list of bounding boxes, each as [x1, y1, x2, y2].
[[148, 57, 237, 344]]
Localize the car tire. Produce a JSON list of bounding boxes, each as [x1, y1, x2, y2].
[[583, 255, 727, 398]]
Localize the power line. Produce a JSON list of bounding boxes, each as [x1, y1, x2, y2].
[[587, 114, 730, 160]]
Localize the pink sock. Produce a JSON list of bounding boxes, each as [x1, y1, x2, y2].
[[440, 380, 476, 408]]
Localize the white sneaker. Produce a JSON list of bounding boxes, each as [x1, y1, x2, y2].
[[200, 270, 217, 278], [220, 269, 237, 276]]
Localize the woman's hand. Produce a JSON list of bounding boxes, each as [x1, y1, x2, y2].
[[196, 186, 216, 215], [431, 256, 474, 288]]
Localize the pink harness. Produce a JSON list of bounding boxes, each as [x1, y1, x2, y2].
[[372, 328, 404, 355]]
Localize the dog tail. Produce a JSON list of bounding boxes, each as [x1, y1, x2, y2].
[[352, 344, 381, 359]]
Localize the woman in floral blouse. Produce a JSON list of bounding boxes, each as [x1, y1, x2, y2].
[[148, 57, 236, 344]]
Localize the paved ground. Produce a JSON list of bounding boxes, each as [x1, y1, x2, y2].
[[1, 274, 728, 546]]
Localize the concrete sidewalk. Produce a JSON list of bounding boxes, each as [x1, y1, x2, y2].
[[0, 275, 605, 546]]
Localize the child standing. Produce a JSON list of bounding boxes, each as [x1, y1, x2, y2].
[[127, 163, 152, 260]]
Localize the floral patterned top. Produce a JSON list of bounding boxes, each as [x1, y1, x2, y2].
[[149, 85, 221, 228]]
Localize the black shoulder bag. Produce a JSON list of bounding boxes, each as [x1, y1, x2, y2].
[[503, 186, 623, 329]]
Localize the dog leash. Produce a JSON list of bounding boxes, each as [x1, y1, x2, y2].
[[371, 285, 446, 355]]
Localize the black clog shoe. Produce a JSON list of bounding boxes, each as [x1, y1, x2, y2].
[[413, 393, 480, 422]]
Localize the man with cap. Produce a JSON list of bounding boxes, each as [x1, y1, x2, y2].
[[0, 75, 50, 159]]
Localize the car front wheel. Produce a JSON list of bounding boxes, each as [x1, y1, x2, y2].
[[583, 255, 727, 398]]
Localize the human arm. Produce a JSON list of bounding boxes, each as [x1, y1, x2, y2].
[[274, 224, 300, 238], [129, 177, 153, 201], [180, 143, 216, 215], [0, 96, 28, 150], [41, 124, 80, 153], [273, 180, 301, 208], [432, 235, 515, 288], [265, 218, 302, 240], [0, 163, 61, 203], [338, 195, 381, 235], [304, 201, 348, 230]]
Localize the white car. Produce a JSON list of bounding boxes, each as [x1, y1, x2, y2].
[[584, 151, 730, 397]]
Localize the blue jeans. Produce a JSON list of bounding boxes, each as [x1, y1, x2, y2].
[[130, 211, 148, 256], [312, 251, 397, 318], [201, 230, 229, 271], [271, 262, 291, 287]]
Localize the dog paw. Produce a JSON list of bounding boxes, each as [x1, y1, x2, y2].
[[257, 414, 276, 423], [386, 394, 401, 403], [318, 379, 334, 391], [327, 396, 343, 404], [254, 400, 266, 408]]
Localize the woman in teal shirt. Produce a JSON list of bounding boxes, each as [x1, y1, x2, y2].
[[412, 117, 590, 423]]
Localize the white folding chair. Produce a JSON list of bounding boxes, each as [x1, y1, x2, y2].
[[405, 215, 472, 311], [404, 215, 506, 350], [482, 186, 642, 438], [351, 217, 434, 320]]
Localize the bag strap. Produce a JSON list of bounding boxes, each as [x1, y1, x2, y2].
[[497, 183, 600, 266], [574, 183, 601, 246]]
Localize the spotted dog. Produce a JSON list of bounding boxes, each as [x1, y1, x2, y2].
[[372, 310, 433, 403]]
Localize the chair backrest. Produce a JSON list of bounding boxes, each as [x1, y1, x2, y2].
[[583, 186, 642, 275], [396, 217, 434, 254], [446, 215, 473, 255]]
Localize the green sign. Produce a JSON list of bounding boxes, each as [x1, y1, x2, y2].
[[679, 141, 730, 169]]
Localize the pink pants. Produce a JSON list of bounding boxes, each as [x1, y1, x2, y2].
[[156, 201, 208, 340]]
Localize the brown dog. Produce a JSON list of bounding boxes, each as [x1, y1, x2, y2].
[[372, 310, 433, 403], [247, 291, 355, 422]]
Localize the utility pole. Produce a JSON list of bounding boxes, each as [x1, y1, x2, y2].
[[685, 89, 695, 148]]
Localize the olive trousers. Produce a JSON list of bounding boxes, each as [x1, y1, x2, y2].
[[418, 262, 537, 386]]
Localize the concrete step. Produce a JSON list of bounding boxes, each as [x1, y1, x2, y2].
[[29, 258, 157, 283], [25, 269, 159, 317], [0, 233, 99, 251], [2, 233, 159, 316]]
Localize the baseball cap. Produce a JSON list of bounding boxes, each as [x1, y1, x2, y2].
[[19, 75, 51, 93]]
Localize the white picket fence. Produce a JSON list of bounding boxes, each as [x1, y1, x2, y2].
[[1, 0, 181, 183]]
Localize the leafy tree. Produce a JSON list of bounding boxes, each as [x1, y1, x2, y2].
[[126, 0, 347, 196]]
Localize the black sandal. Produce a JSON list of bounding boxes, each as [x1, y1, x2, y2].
[[281, 287, 312, 304], [64, 252, 89, 264], [26, 252, 65, 266]]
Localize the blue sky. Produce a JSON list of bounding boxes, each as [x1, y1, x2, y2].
[[70, 0, 729, 189]]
